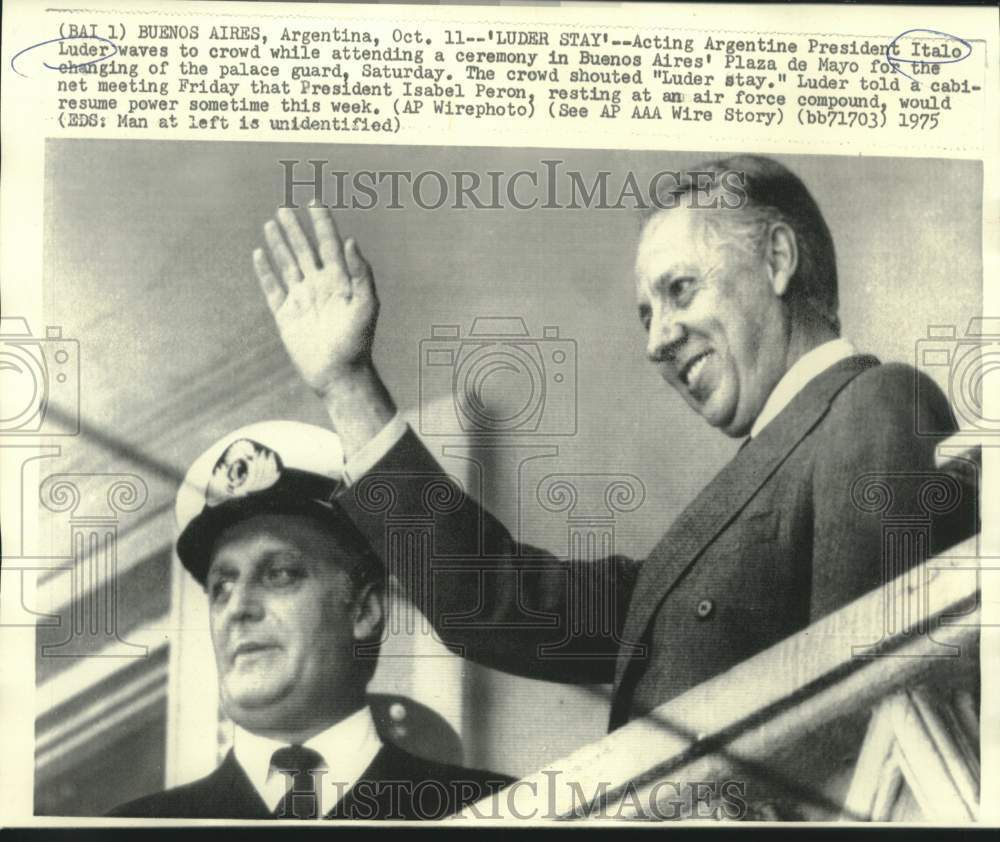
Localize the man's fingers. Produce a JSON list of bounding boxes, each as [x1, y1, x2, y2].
[[277, 207, 318, 271], [253, 248, 286, 312], [345, 238, 375, 297], [308, 203, 348, 275], [264, 220, 302, 286]]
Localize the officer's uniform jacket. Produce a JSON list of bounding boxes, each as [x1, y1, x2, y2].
[[109, 741, 512, 820]]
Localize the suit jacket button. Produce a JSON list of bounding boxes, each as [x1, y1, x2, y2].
[[696, 599, 715, 619]]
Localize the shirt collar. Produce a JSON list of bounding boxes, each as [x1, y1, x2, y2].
[[232, 705, 383, 813], [750, 337, 857, 439]]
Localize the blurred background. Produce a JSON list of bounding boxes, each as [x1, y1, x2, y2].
[[23, 141, 981, 814]]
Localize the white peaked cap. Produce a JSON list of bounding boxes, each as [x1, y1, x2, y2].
[[174, 420, 372, 583]]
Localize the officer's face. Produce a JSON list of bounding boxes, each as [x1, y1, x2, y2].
[[635, 207, 789, 438], [206, 514, 380, 737]]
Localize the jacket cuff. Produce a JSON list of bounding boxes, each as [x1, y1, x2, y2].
[[342, 413, 410, 487]]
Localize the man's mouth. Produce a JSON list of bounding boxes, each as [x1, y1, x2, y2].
[[679, 350, 714, 388], [232, 641, 279, 662]]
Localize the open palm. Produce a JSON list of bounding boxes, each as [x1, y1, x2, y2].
[[253, 205, 379, 394]]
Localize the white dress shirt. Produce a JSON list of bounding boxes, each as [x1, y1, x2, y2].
[[749, 337, 857, 439], [232, 705, 383, 815], [342, 413, 410, 487]]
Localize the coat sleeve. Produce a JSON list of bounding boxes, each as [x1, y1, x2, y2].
[[337, 427, 641, 684], [808, 363, 975, 622]]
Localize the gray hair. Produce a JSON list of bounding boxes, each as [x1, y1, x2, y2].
[[649, 155, 840, 333]]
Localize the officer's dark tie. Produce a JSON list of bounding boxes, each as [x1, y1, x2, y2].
[[271, 745, 325, 819]]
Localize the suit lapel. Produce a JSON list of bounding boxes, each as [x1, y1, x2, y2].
[[211, 749, 273, 819], [613, 354, 880, 691], [212, 743, 419, 820], [325, 743, 400, 819]]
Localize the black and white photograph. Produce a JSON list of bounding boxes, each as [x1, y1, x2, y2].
[[12, 141, 982, 821], [0, 0, 996, 829]]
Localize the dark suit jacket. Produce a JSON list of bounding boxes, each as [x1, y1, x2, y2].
[[340, 357, 977, 730], [108, 741, 513, 820]]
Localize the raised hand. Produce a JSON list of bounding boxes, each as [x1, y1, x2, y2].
[[253, 204, 396, 458], [253, 204, 379, 396]]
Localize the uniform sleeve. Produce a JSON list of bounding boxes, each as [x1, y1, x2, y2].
[[809, 364, 970, 621], [338, 427, 641, 685]]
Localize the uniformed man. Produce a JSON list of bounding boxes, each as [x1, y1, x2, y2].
[[109, 420, 511, 820]]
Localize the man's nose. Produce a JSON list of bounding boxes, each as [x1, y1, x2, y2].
[[226, 579, 264, 622], [646, 309, 686, 363]]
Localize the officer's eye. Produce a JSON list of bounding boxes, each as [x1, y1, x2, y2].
[[263, 565, 304, 587], [637, 304, 651, 331], [669, 276, 697, 303], [208, 577, 234, 603]]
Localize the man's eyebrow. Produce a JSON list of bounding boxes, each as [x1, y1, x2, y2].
[[207, 549, 306, 578], [257, 549, 306, 564], [649, 271, 681, 293], [206, 560, 238, 581], [649, 272, 672, 292], [651, 265, 702, 290]]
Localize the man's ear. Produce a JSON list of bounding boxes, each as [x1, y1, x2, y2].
[[766, 222, 798, 297], [352, 581, 385, 643]]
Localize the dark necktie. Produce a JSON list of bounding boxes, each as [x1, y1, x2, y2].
[[271, 744, 325, 819]]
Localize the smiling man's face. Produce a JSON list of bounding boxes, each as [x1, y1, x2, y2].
[[635, 206, 791, 438], [206, 513, 369, 737]]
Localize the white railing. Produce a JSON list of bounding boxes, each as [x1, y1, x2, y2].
[[459, 535, 982, 822]]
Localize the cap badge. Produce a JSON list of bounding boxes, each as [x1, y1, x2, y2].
[[206, 438, 283, 506]]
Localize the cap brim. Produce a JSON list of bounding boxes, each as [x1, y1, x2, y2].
[[176, 491, 371, 585]]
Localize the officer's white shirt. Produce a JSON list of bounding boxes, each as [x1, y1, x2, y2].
[[232, 705, 382, 815], [341, 338, 859, 477], [749, 337, 857, 439]]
